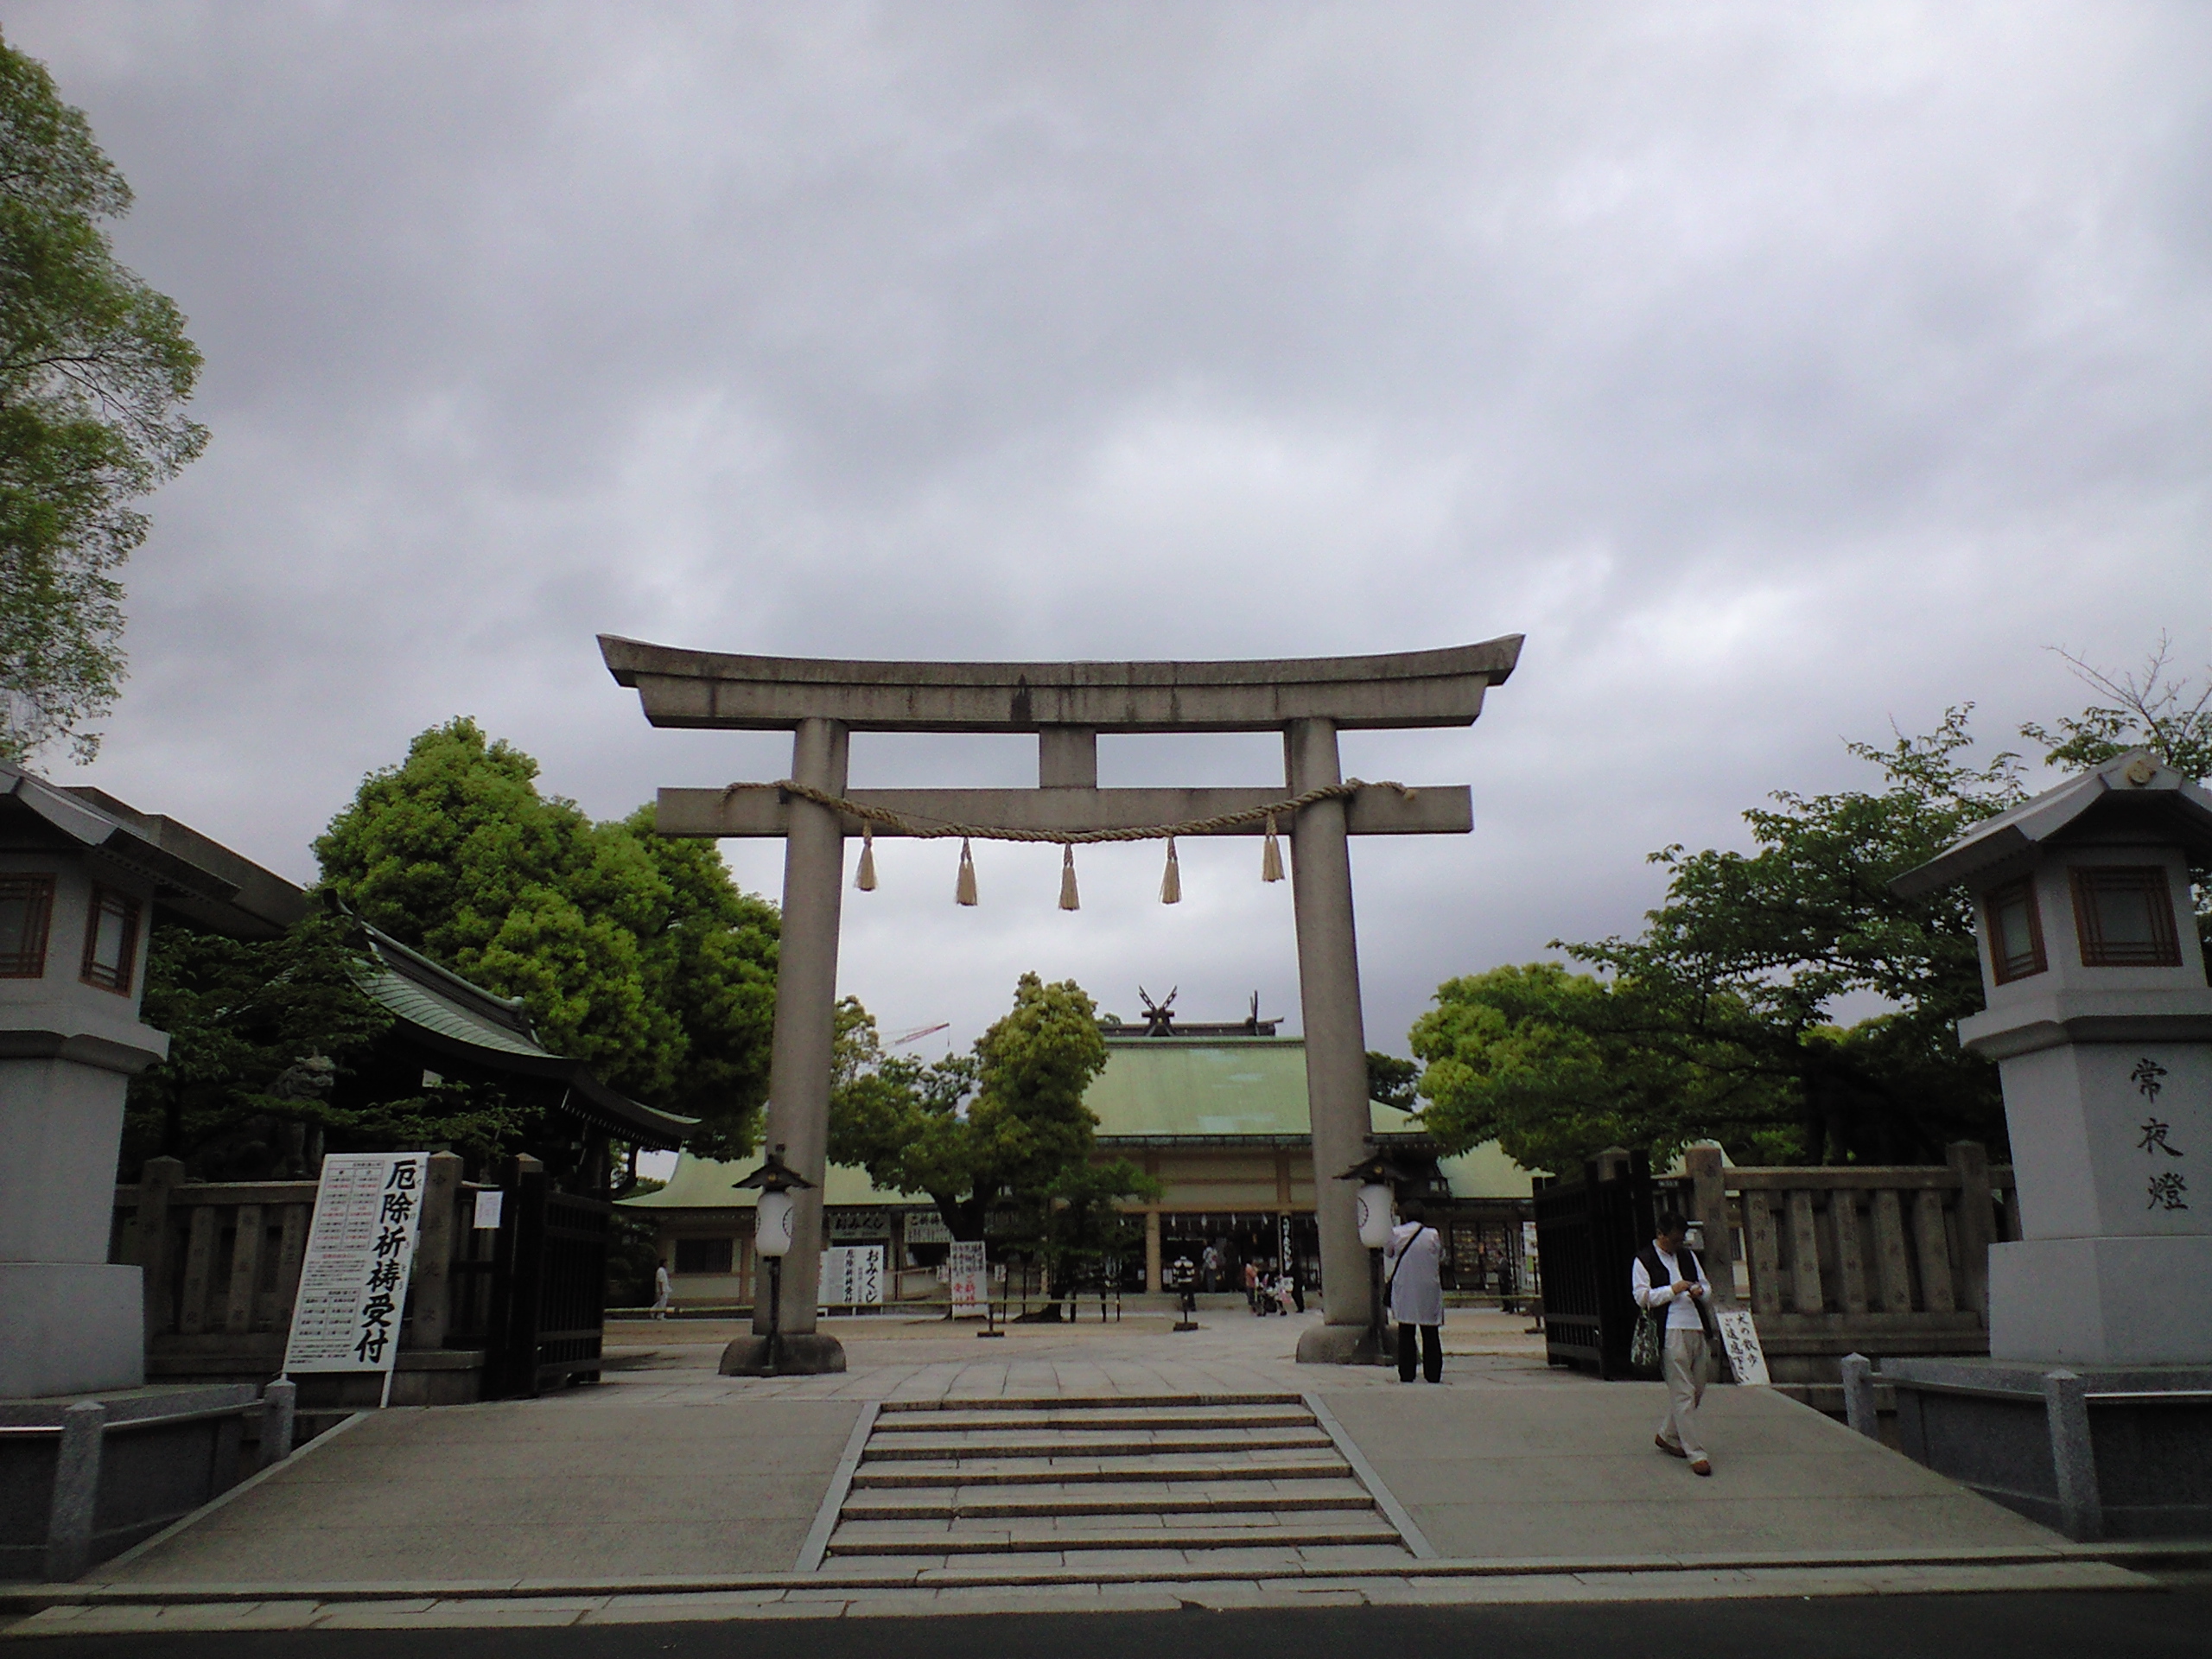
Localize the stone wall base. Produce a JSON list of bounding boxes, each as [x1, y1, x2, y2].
[[719, 1333, 848, 1376], [1882, 1355, 2212, 1541]]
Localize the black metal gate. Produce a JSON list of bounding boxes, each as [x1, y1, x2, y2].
[[490, 1164, 610, 1397], [1533, 1149, 1654, 1378]]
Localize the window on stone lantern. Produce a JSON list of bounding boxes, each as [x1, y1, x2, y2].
[[79, 885, 142, 994], [1984, 877, 2046, 983], [2069, 866, 2182, 968], [0, 875, 55, 976]]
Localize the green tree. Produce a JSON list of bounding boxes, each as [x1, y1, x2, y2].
[[1365, 1051, 1421, 1114], [125, 912, 530, 1179], [1413, 649, 2212, 1173], [2020, 638, 2212, 782], [829, 973, 1136, 1243], [1414, 711, 2024, 1170], [1409, 963, 1796, 1176], [0, 35, 206, 760], [315, 718, 779, 1155]]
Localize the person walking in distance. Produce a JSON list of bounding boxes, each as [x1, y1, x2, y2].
[[1385, 1202, 1445, 1383], [651, 1257, 673, 1321], [1634, 1210, 1717, 1475]]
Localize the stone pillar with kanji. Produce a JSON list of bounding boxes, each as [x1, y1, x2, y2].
[[1894, 749, 2212, 1367]]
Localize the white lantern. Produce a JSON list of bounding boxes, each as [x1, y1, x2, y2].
[[755, 1189, 796, 1258], [1356, 1184, 1395, 1249]]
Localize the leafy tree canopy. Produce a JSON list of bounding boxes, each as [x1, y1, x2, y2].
[[314, 717, 779, 1156], [1413, 646, 2212, 1175], [829, 974, 1141, 1243], [125, 912, 530, 1179], [1366, 1051, 1421, 1114], [0, 35, 206, 760]]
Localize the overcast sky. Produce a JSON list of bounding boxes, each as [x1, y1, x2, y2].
[[10, 3, 2209, 1071]]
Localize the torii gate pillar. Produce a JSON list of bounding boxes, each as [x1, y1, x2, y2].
[[1285, 717, 1381, 1364], [603, 635, 1522, 1372], [747, 716, 849, 1375]]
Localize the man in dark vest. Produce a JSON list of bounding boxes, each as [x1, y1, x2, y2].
[[1632, 1209, 1718, 1474]]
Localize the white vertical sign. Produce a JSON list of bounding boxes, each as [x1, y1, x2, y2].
[[283, 1153, 431, 1376], [1714, 1308, 1770, 1386], [949, 1240, 988, 1319], [819, 1245, 884, 1307]]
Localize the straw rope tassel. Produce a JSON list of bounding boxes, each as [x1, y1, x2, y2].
[[855, 823, 878, 891], [1059, 844, 1081, 910], [956, 837, 979, 906], [1261, 814, 1284, 882], [1160, 836, 1182, 905]]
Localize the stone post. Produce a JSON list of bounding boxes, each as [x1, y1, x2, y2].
[[1144, 1210, 1162, 1294], [43, 1401, 105, 1581], [260, 1377, 297, 1468], [137, 1156, 184, 1346], [2043, 1369, 2102, 1541], [745, 717, 849, 1370], [409, 1152, 462, 1351], [1947, 1141, 1993, 1320], [1684, 1145, 1737, 1303], [1285, 717, 1376, 1361], [1840, 1353, 1879, 1440]]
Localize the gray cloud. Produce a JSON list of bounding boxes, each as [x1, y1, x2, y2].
[[7, 0, 2209, 1057]]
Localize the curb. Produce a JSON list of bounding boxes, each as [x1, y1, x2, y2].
[[6, 1539, 2203, 1612]]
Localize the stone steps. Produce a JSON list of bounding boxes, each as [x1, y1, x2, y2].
[[843, 1478, 1376, 1519], [849, 1452, 1349, 1488], [831, 1515, 1408, 1555], [872, 1408, 1318, 1434], [859, 1431, 1338, 1459], [875, 1393, 1300, 1412], [820, 1395, 1414, 1567]]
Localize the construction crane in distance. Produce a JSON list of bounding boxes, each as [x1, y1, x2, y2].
[[890, 1022, 950, 1047]]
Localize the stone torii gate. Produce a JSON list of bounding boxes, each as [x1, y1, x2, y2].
[[601, 635, 1522, 1370]]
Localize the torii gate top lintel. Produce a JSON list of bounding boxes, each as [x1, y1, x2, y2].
[[599, 634, 1522, 734]]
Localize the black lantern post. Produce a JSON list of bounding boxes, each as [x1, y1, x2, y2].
[[733, 1144, 816, 1375]]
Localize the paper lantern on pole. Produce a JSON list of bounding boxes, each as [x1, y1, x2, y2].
[[734, 1143, 813, 1259], [754, 1190, 796, 1258], [1356, 1184, 1394, 1249]]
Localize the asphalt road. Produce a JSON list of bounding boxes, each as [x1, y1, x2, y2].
[[12, 1587, 2212, 1659]]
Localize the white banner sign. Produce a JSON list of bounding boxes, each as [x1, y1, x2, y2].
[[948, 1240, 988, 1318], [903, 1209, 953, 1245], [1714, 1308, 1770, 1387], [283, 1153, 430, 1376], [821, 1245, 885, 1307]]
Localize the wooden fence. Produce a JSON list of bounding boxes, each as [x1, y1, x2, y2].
[[111, 1153, 508, 1405]]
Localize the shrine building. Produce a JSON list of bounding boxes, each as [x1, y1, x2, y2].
[[620, 1004, 1535, 1308]]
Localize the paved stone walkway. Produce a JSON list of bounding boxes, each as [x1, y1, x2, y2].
[[1, 1309, 2153, 1634]]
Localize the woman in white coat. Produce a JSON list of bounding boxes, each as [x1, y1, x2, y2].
[[1384, 1202, 1445, 1382]]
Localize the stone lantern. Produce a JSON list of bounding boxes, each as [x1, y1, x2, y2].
[[1, 765, 304, 1399], [1882, 748, 2212, 1537]]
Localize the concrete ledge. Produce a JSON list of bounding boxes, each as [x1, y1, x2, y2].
[[8, 1538, 2202, 1614], [1295, 1325, 1389, 1367], [720, 1335, 847, 1376]]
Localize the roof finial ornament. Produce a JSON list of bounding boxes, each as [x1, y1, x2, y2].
[[1138, 985, 1178, 1037]]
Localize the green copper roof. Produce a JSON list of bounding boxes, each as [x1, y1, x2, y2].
[[360, 966, 549, 1058], [1086, 1038, 1319, 1139], [621, 1151, 926, 1211]]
